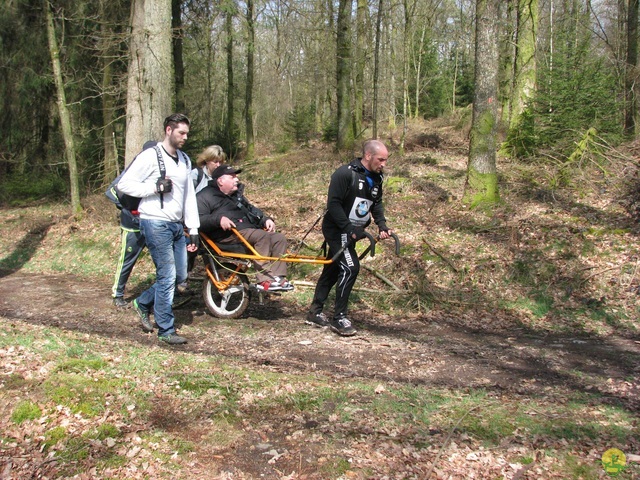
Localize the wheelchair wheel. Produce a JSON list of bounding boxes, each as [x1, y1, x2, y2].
[[202, 263, 250, 318]]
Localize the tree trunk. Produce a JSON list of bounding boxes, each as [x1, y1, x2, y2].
[[400, 0, 416, 155], [464, 0, 500, 207], [225, 1, 236, 151], [510, 0, 537, 128], [353, 0, 367, 139], [173, 0, 185, 113], [100, 0, 119, 184], [245, 0, 255, 159], [500, 0, 516, 125], [125, 0, 173, 165], [413, 25, 427, 119], [336, 0, 354, 150], [373, 0, 384, 139], [45, 0, 81, 215], [625, 0, 639, 137]]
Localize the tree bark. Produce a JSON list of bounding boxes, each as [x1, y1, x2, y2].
[[45, 0, 81, 215], [225, 1, 236, 151], [125, 0, 173, 165], [245, 0, 255, 159], [373, 0, 384, 139], [99, 0, 119, 184], [464, 0, 500, 207], [510, 0, 538, 128], [173, 0, 185, 113], [400, 0, 417, 154], [625, 0, 639, 137], [353, 0, 367, 139], [336, 0, 354, 150]]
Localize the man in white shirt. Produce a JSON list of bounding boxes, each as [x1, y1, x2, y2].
[[117, 113, 200, 345]]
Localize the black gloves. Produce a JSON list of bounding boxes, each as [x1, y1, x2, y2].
[[156, 177, 173, 193], [349, 227, 367, 241], [187, 234, 200, 250]]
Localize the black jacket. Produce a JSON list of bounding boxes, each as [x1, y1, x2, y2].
[[197, 182, 270, 241], [322, 157, 388, 239]]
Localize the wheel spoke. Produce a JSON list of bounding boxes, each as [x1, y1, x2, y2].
[[202, 265, 249, 318], [218, 292, 231, 310]]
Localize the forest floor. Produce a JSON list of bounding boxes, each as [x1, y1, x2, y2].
[[0, 118, 639, 478]]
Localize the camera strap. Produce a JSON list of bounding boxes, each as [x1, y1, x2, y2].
[[153, 146, 167, 209]]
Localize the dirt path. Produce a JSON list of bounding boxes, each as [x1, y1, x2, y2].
[[1, 269, 638, 414]]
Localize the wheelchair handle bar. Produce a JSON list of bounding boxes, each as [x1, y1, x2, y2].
[[358, 231, 400, 260]]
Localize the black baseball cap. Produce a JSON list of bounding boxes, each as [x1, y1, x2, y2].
[[211, 164, 243, 180]]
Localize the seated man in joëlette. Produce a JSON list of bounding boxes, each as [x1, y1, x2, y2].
[[196, 165, 293, 292]]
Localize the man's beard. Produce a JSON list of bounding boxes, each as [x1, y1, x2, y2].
[[169, 134, 184, 150]]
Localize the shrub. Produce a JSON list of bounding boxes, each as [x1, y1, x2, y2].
[[0, 173, 66, 205], [285, 104, 316, 144]]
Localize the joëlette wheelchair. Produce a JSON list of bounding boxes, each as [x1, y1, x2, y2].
[[197, 227, 400, 318]]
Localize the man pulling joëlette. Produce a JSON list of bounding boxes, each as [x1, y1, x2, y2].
[[306, 139, 393, 336]]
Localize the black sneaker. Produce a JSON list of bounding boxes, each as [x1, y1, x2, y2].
[[159, 333, 187, 345], [113, 297, 128, 308], [330, 316, 357, 336], [306, 311, 329, 328], [133, 299, 154, 333]]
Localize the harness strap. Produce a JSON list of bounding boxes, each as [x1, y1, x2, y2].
[[154, 146, 167, 209]]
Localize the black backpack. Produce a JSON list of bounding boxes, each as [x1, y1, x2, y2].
[[105, 142, 165, 211]]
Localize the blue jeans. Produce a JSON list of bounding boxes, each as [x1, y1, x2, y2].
[[137, 219, 188, 336]]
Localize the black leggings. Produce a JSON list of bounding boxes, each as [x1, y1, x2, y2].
[[309, 233, 360, 319]]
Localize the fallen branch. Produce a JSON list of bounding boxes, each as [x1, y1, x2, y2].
[[579, 266, 619, 286], [425, 404, 482, 480], [512, 455, 538, 480], [422, 238, 459, 273], [362, 265, 402, 291], [293, 280, 407, 295]]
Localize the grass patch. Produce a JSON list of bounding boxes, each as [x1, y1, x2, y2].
[[55, 357, 107, 373], [43, 426, 67, 450], [43, 373, 127, 417], [507, 292, 554, 318], [11, 400, 42, 424], [320, 457, 352, 477]]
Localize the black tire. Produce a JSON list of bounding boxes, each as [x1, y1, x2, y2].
[[202, 263, 250, 318]]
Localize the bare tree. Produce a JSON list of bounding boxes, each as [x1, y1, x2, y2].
[[224, 0, 237, 153], [464, 0, 500, 207], [99, 0, 120, 185], [353, 0, 368, 139], [400, 0, 418, 154], [337, 0, 354, 150], [373, 0, 384, 139], [173, 0, 186, 113], [625, 0, 639, 137], [510, 0, 538, 128], [45, 0, 81, 214], [245, 0, 255, 159]]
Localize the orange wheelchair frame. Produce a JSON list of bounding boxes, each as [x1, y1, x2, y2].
[[197, 228, 399, 319]]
